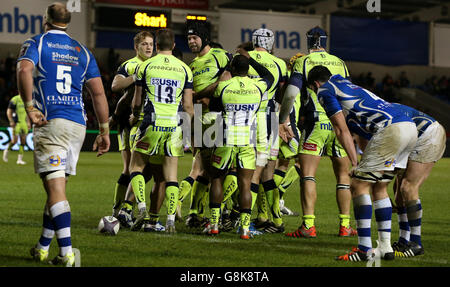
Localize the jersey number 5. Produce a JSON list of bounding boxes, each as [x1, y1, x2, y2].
[[56, 65, 72, 94]]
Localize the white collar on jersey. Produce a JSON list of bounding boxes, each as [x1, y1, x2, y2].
[[47, 30, 68, 35]]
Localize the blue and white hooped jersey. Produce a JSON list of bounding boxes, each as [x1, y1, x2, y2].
[[391, 103, 435, 138], [17, 30, 101, 126], [317, 75, 413, 140]]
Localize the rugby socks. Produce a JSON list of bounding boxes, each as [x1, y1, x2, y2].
[[303, 215, 315, 229], [37, 205, 55, 251], [263, 179, 283, 226], [273, 169, 285, 189], [257, 184, 269, 222], [166, 182, 179, 216], [19, 144, 24, 156], [149, 212, 159, 223], [113, 174, 130, 210], [240, 209, 252, 231], [374, 197, 392, 246], [130, 172, 146, 211], [189, 176, 209, 216], [397, 206, 410, 245], [262, 180, 275, 210], [209, 203, 221, 226], [353, 194, 372, 252], [250, 183, 259, 211], [339, 214, 351, 229], [49, 200, 72, 256], [123, 200, 134, 212], [221, 171, 238, 212], [279, 166, 300, 198], [406, 199, 422, 247], [222, 171, 238, 204], [337, 184, 351, 228], [178, 176, 195, 204]]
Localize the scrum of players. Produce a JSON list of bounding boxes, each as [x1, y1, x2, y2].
[[107, 20, 446, 262], [20, 3, 445, 265]]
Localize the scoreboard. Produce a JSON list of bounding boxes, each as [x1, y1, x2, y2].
[[95, 6, 170, 31]]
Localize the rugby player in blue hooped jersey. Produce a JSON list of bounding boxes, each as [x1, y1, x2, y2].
[[388, 103, 446, 258], [305, 65, 418, 262], [17, 2, 110, 267]]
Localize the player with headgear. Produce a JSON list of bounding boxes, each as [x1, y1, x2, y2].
[[245, 27, 290, 234], [178, 20, 233, 229], [279, 26, 356, 238]]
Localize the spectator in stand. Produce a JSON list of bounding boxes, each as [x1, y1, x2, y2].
[[365, 72, 375, 92], [437, 76, 448, 94], [381, 73, 397, 102], [398, 71, 410, 88]]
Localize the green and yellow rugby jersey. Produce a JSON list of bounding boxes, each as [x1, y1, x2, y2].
[[8, 95, 27, 123], [291, 50, 349, 121], [247, 50, 288, 112], [136, 53, 193, 127], [189, 48, 232, 93], [210, 76, 268, 146]]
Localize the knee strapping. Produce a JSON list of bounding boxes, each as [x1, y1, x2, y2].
[[42, 170, 66, 181]]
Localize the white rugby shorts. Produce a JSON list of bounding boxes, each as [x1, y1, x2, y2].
[[408, 121, 446, 164], [355, 122, 417, 180], [33, 118, 86, 175]]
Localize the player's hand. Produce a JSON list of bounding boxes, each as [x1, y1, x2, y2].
[[93, 134, 110, 157], [129, 114, 138, 127], [27, 109, 47, 127], [236, 47, 250, 58], [349, 165, 357, 177], [9, 121, 16, 129], [279, 123, 294, 143]]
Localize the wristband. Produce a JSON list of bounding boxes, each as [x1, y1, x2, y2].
[[99, 122, 109, 135], [25, 101, 35, 112]]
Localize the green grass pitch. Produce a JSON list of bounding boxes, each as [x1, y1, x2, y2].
[[0, 151, 449, 267]]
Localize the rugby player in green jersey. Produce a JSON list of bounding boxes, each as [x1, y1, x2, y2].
[[280, 27, 357, 238], [179, 21, 233, 228], [207, 50, 274, 238], [273, 53, 305, 217], [245, 28, 289, 234], [109, 31, 154, 219], [129, 28, 194, 233], [3, 95, 31, 164]]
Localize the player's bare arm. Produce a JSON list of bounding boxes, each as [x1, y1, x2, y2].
[[111, 74, 136, 93], [86, 77, 110, 157], [329, 111, 358, 169], [17, 59, 47, 127]]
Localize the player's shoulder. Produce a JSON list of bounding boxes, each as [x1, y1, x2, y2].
[[210, 47, 229, 55], [293, 54, 310, 69], [217, 77, 234, 90], [172, 56, 191, 73], [271, 54, 287, 68]]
